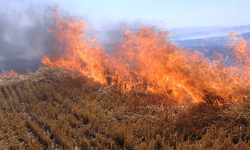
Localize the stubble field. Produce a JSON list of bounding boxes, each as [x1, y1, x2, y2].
[[0, 67, 250, 150]]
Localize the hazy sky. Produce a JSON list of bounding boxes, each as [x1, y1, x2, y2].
[[1, 0, 250, 29], [52, 0, 249, 28]]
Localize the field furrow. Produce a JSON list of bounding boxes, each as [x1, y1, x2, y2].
[[0, 67, 250, 149]]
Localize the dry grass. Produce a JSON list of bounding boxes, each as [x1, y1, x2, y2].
[[0, 66, 250, 149]]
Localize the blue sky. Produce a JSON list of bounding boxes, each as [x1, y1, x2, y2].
[[2, 0, 250, 29], [50, 0, 250, 28]]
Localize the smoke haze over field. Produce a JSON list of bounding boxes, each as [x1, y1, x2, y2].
[[0, 2, 58, 60], [1, 0, 250, 74], [0, 1, 152, 60], [0, 1, 165, 62]]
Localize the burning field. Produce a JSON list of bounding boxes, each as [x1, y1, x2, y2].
[[42, 10, 250, 106], [1, 9, 250, 149]]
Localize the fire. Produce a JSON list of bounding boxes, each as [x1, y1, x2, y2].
[[0, 70, 18, 78], [42, 10, 250, 105], [42, 10, 109, 84]]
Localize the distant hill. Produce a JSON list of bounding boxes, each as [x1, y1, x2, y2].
[[175, 32, 250, 62], [171, 25, 250, 41], [97, 25, 250, 52], [169, 26, 225, 38]]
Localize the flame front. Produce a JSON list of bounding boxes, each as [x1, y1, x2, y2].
[[0, 70, 18, 78], [42, 10, 250, 105]]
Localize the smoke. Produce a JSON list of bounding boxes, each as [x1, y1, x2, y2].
[[94, 19, 168, 53], [0, 1, 62, 73], [0, 1, 168, 60], [0, 2, 57, 61], [0, 1, 180, 74]]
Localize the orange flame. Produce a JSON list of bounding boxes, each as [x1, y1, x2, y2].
[[42, 10, 109, 84], [42, 10, 250, 105], [0, 70, 18, 78]]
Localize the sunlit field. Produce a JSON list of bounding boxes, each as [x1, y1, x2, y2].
[[0, 67, 250, 149]]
